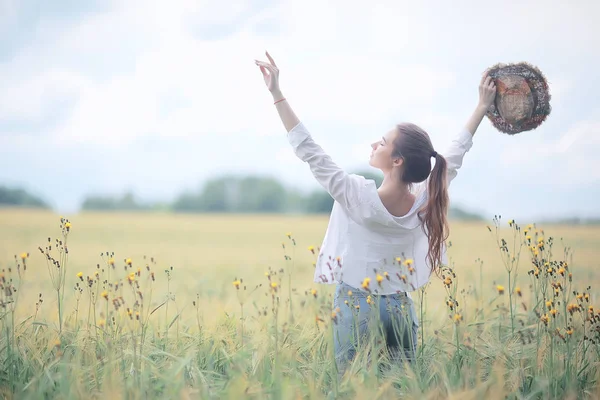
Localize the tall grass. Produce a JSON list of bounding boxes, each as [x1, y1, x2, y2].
[[0, 215, 599, 399]]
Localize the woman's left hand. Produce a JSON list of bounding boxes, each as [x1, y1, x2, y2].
[[478, 71, 497, 109], [255, 51, 281, 94]]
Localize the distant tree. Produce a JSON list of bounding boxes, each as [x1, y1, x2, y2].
[[448, 206, 484, 221], [81, 191, 149, 211], [0, 186, 49, 208], [198, 179, 230, 212], [237, 176, 287, 213], [173, 175, 287, 213]]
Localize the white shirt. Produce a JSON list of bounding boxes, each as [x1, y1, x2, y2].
[[287, 121, 474, 295]]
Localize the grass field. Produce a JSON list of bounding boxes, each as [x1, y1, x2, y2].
[[0, 208, 599, 399]]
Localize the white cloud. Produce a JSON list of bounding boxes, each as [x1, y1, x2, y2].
[[501, 118, 600, 184], [1, 0, 600, 218]]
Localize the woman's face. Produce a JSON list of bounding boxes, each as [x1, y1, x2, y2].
[[368, 127, 401, 171]]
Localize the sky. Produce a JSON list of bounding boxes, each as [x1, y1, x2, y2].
[[1, 0, 599, 221]]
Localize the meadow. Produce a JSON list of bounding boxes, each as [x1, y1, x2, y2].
[[0, 208, 599, 399]]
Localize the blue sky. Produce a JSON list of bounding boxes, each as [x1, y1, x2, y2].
[[1, 0, 599, 221]]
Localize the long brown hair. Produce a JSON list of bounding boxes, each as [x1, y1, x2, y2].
[[392, 123, 449, 275]]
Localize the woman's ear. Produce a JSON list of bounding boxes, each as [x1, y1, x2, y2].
[[392, 157, 404, 168]]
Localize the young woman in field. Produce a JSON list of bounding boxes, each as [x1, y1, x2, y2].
[[255, 52, 496, 377]]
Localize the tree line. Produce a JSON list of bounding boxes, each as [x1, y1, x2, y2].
[[81, 171, 390, 215], [0, 172, 486, 219]]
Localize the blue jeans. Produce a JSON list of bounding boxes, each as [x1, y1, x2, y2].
[[332, 281, 419, 376]]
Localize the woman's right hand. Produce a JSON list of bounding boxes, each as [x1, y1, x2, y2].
[[255, 51, 281, 95], [478, 72, 497, 109]]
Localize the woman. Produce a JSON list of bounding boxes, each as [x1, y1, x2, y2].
[[255, 52, 496, 376]]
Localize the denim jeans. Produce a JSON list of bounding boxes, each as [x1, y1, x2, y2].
[[332, 281, 419, 376]]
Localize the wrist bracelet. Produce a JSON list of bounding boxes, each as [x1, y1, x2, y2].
[[274, 98, 286, 105]]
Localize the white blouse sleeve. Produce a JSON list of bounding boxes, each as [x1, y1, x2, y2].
[[287, 121, 367, 210], [443, 128, 474, 186]]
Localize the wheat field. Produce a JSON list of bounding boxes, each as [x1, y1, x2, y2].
[[0, 208, 599, 399]]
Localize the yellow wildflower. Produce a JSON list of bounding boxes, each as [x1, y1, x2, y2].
[[408, 266, 415, 275], [65, 222, 71, 230], [550, 309, 558, 317], [126, 258, 132, 266], [515, 287, 522, 297], [347, 290, 353, 296], [404, 259, 414, 266], [311, 288, 317, 297], [376, 274, 383, 285], [546, 301, 553, 309], [443, 277, 452, 287], [496, 285, 505, 295], [286, 232, 292, 239], [567, 303, 580, 314], [232, 280, 241, 289], [20, 252, 28, 260], [453, 313, 462, 324], [76, 272, 83, 280], [101, 291, 108, 300], [361, 277, 371, 290], [366, 295, 373, 305], [307, 245, 315, 253], [395, 257, 402, 263], [271, 282, 278, 289], [540, 314, 549, 326], [99, 319, 105, 327], [508, 219, 514, 226], [566, 327, 574, 335], [447, 299, 455, 310], [108, 258, 115, 266]]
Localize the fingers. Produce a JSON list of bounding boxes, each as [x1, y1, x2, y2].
[[481, 70, 489, 85], [255, 60, 276, 73], [259, 65, 268, 78], [265, 51, 277, 67]]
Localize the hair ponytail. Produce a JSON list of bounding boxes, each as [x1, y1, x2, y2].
[[420, 153, 449, 276], [393, 123, 450, 276]]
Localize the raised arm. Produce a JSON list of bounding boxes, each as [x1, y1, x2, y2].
[[255, 52, 366, 210], [465, 73, 496, 136], [444, 72, 496, 185]]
